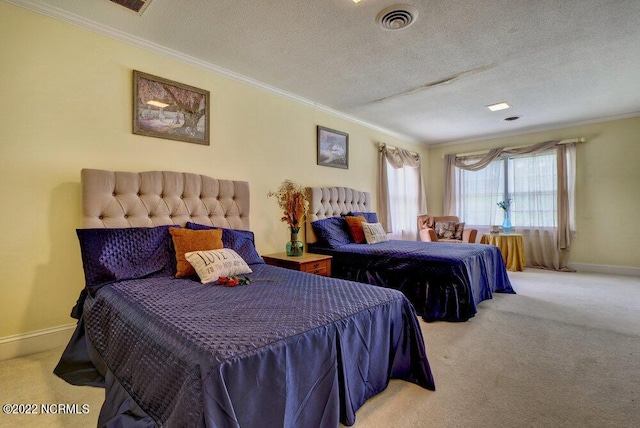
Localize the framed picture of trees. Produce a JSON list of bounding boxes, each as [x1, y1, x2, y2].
[[133, 71, 210, 145]]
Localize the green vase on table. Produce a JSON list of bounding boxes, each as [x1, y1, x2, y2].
[[286, 227, 304, 256]]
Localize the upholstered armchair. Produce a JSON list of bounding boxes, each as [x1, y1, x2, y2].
[[417, 214, 478, 243]]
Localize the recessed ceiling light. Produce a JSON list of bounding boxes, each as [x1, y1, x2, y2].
[[486, 102, 511, 112], [353, 0, 362, 2], [504, 116, 521, 121]]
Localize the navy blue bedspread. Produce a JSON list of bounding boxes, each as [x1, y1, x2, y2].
[[56, 264, 434, 427], [309, 240, 515, 322]]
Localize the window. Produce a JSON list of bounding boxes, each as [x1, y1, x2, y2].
[[456, 150, 560, 228], [379, 146, 427, 241], [386, 162, 424, 240], [457, 158, 504, 226]]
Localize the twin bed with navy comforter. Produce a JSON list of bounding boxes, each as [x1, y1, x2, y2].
[[55, 169, 435, 427], [306, 187, 515, 322], [308, 239, 514, 322]]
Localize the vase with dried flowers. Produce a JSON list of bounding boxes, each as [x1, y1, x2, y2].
[[497, 198, 513, 234], [268, 180, 309, 256]]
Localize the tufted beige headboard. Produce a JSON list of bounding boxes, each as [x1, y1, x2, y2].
[[81, 168, 250, 230], [305, 186, 371, 244]]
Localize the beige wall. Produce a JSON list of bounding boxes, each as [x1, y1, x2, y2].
[[0, 3, 427, 338], [426, 116, 640, 269]]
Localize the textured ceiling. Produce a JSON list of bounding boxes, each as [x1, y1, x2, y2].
[[14, 0, 640, 145]]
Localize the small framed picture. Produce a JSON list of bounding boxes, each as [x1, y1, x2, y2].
[[133, 70, 210, 145], [317, 126, 349, 169]]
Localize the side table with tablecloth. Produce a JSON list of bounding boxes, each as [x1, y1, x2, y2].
[[480, 233, 526, 271]]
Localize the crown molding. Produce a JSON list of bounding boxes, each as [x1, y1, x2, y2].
[[4, 0, 417, 144], [430, 110, 640, 148]]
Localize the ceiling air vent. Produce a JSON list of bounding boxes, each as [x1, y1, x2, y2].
[[376, 4, 418, 30], [109, 0, 153, 15]]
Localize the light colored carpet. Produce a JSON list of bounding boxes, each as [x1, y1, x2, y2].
[[1, 269, 638, 427], [354, 269, 640, 428]]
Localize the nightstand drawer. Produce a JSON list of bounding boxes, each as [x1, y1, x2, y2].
[[262, 253, 332, 277], [301, 260, 329, 276]]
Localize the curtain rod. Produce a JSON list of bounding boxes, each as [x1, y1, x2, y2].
[[378, 142, 419, 156], [443, 137, 585, 159]]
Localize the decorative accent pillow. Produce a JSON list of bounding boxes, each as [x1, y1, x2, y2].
[[169, 227, 223, 278], [435, 221, 456, 239], [361, 222, 389, 244], [344, 215, 367, 244], [311, 217, 354, 248], [454, 222, 465, 240], [185, 222, 263, 265], [347, 211, 378, 223], [185, 248, 253, 284], [76, 225, 178, 294]]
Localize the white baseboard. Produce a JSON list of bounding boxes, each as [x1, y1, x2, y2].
[[0, 323, 76, 361], [569, 262, 640, 277]]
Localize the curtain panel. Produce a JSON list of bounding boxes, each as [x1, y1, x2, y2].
[[378, 146, 427, 238]]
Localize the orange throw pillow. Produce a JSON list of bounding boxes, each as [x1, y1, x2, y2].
[[345, 215, 367, 243], [170, 228, 223, 278]]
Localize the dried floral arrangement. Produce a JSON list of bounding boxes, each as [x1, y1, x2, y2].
[[267, 180, 310, 230]]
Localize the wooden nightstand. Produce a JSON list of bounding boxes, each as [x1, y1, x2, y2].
[[262, 252, 332, 277]]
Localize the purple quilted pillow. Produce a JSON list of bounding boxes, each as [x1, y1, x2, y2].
[[185, 222, 264, 265], [77, 225, 178, 294], [311, 217, 353, 248]]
